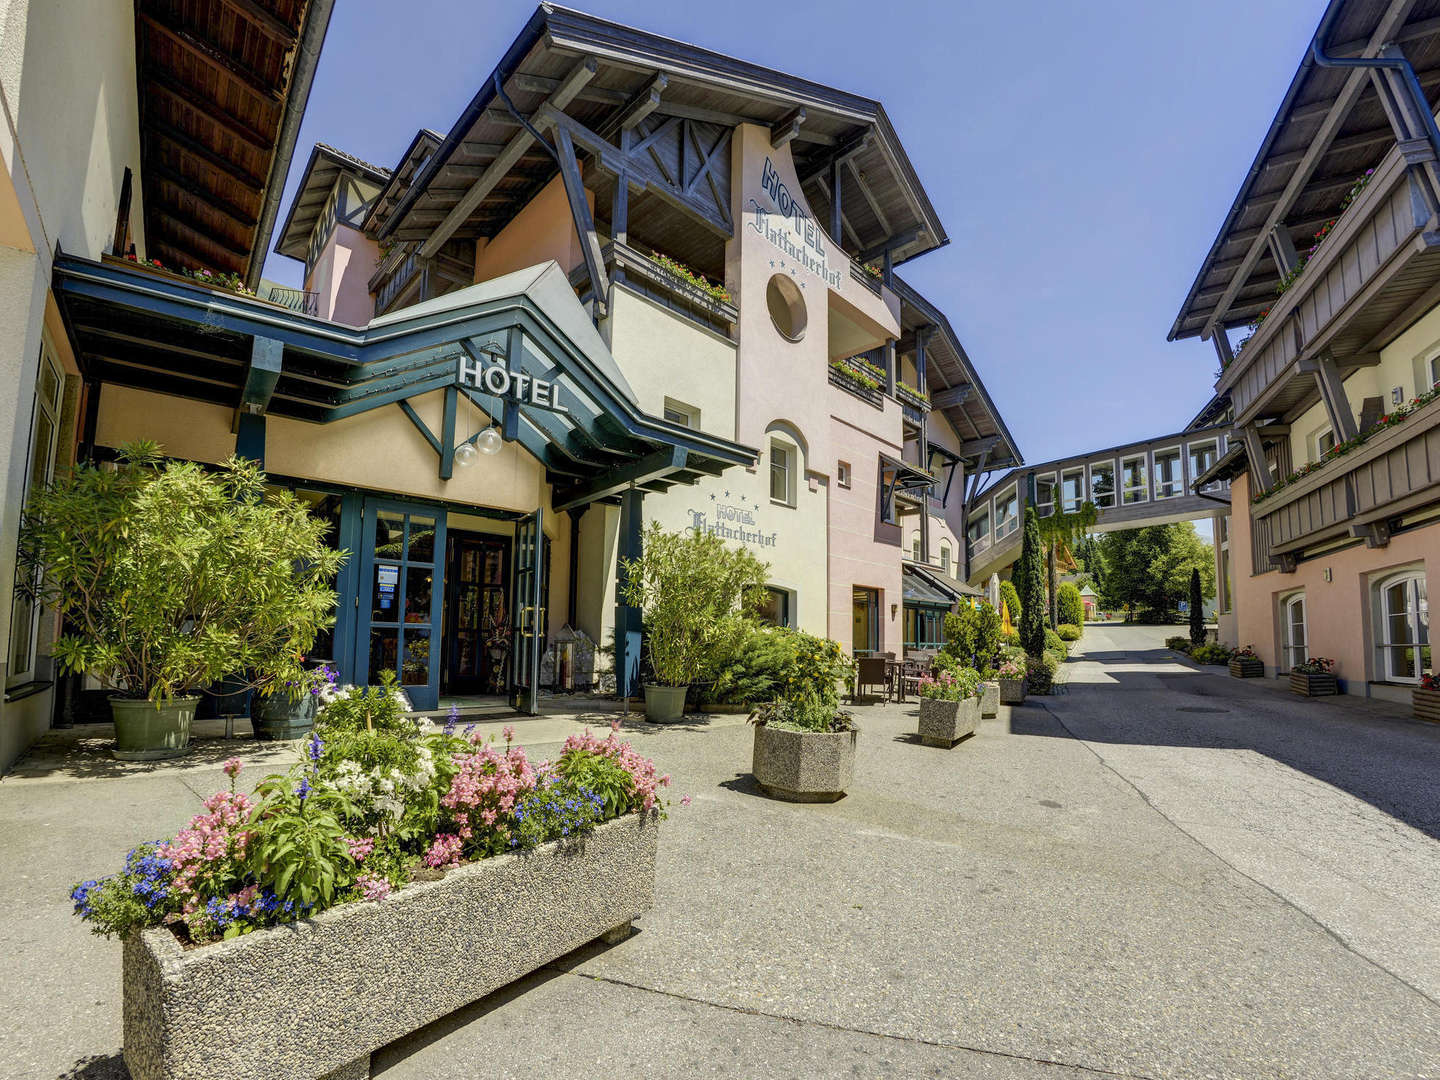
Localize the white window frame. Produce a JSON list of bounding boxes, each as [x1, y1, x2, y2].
[[1121, 454, 1148, 505], [1152, 445, 1183, 499], [993, 485, 1019, 540], [911, 533, 922, 561], [769, 438, 795, 507], [1088, 460, 1116, 509], [663, 397, 698, 429], [8, 343, 64, 688], [1188, 439, 1219, 492], [967, 509, 991, 556], [939, 540, 952, 575], [1310, 426, 1335, 463], [1430, 352, 1440, 391], [1034, 472, 1056, 518], [837, 460, 851, 489], [1282, 592, 1307, 672], [1376, 571, 1429, 684], [1060, 468, 1084, 512]]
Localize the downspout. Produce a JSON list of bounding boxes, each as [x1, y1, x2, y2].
[[246, 0, 336, 291], [1310, 7, 1440, 164]]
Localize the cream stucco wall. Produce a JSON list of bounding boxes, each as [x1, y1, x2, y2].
[[474, 176, 588, 285]]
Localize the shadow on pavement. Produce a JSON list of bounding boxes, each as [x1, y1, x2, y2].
[[57, 1054, 127, 1079]]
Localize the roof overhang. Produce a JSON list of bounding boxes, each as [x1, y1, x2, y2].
[[53, 254, 757, 509], [134, 0, 335, 288], [902, 564, 958, 607], [275, 144, 391, 260]]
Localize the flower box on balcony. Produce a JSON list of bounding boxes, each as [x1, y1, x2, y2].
[[121, 814, 658, 1080], [1413, 686, 1440, 723], [1229, 656, 1264, 679], [1289, 671, 1338, 697]]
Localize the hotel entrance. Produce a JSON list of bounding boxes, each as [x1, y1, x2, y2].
[[355, 502, 446, 710], [443, 532, 511, 696]]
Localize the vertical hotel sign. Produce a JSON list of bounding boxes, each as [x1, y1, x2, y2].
[[748, 156, 843, 289]]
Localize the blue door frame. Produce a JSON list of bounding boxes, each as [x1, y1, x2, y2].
[[353, 499, 447, 711]]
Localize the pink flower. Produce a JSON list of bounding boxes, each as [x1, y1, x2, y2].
[[346, 836, 375, 861], [357, 873, 391, 902], [502, 725, 516, 743], [422, 833, 464, 869], [680, 795, 692, 807], [221, 758, 242, 780]]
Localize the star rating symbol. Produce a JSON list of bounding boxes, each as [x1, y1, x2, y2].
[[724, 490, 730, 497]]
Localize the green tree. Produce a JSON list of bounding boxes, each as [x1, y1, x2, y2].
[[1097, 523, 1214, 618], [1188, 568, 1204, 646], [1036, 502, 1097, 627], [999, 580, 1022, 627], [1017, 508, 1047, 658], [1057, 582, 1084, 628]]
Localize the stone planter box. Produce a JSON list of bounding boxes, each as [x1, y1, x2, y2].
[[1412, 686, 1440, 723], [752, 722, 856, 802], [1229, 656, 1264, 679], [1289, 671, 1338, 697], [979, 681, 999, 718], [998, 678, 1026, 705], [122, 814, 658, 1080], [918, 696, 980, 748]]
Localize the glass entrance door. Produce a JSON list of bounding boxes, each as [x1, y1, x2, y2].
[[508, 509, 546, 714], [445, 533, 510, 695], [356, 502, 446, 711]]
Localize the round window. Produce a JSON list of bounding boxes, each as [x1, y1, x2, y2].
[[765, 273, 807, 342]]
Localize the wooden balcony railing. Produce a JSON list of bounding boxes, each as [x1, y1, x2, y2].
[[374, 249, 420, 315], [1251, 394, 1440, 561], [577, 242, 737, 338], [828, 356, 885, 408]]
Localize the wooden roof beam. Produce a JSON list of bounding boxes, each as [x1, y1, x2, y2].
[[150, 162, 259, 228], [150, 120, 265, 192], [798, 131, 870, 184], [857, 227, 922, 265], [611, 72, 668, 134], [137, 12, 282, 104], [931, 385, 972, 409], [770, 106, 806, 148], [415, 55, 598, 259], [1201, 0, 1416, 340], [215, 0, 298, 45], [848, 159, 891, 235], [144, 69, 275, 154], [652, 101, 835, 145]]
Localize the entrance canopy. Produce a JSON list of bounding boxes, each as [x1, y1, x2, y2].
[[53, 255, 758, 509]]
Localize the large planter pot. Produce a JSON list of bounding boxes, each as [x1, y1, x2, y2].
[[254, 693, 318, 741], [998, 678, 1027, 705], [122, 813, 658, 1080], [643, 683, 689, 723], [1229, 656, 1264, 679], [979, 681, 999, 719], [109, 696, 197, 761], [918, 696, 980, 748], [1412, 686, 1440, 722], [1289, 671, 1338, 697], [751, 723, 856, 802]]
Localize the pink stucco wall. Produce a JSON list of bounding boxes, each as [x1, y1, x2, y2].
[[307, 223, 379, 326], [1231, 471, 1438, 693]]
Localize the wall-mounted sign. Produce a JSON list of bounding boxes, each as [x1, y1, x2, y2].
[[748, 156, 843, 289], [688, 501, 778, 549], [456, 355, 568, 413], [376, 564, 398, 612]]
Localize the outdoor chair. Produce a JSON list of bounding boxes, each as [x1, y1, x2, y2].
[[854, 657, 890, 702]]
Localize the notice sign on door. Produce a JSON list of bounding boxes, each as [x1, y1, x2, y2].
[[376, 564, 399, 612], [456, 355, 567, 413]]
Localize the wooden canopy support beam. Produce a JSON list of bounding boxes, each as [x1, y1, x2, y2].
[[137, 12, 282, 104], [848, 159, 891, 235], [553, 122, 610, 319], [931, 384, 971, 409], [553, 446, 687, 513], [1239, 423, 1274, 492], [1300, 353, 1360, 442], [150, 120, 265, 192], [611, 72, 667, 135], [956, 435, 1001, 459], [798, 130, 870, 183], [150, 165, 258, 228], [770, 106, 806, 148], [857, 227, 922, 265], [416, 56, 598, 259], [234, 336, 282, 431]]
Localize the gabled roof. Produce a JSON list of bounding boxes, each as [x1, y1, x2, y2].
[[275, 144, 391, 260], [1170, 0, 1440, 341], [378, 4, 947, 269]]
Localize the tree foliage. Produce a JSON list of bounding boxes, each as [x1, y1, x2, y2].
[[999, 580, 1022, 627], [19, 443, 344, 701], [1057, 582, 1084, 629], [1017, 508, 1047, 658], [1096, 524, 1215, 616], [942, 601, 1002, 672], [1188, 568, 1205, 646]]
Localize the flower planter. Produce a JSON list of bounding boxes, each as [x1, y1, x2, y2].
[[998, 678, 1026, 705], [979, 680, 999, 718], [254, 693, 318, 740], [918, 696, 980, 748], [110, 696, 198, 761], [1289, 671, 1338, 697], [643, 683, 689, 723], [1412, 686, 1440, 723], [751, 723, 856, 802], [122, 813, 658, 1080], [1229, 656, 1264, 679]]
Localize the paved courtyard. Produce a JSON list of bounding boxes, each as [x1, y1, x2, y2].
[[4, 624, 1439, 1079]]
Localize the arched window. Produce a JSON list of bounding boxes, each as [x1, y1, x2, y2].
[[1376, 571, 1429, 683], [1283, 593, 1307, 671], [939, 540, 952, 575], [911, 533, 921, 561]]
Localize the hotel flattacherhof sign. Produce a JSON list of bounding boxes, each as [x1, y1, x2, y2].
[[688, 492, 778, 550], [749, 156, 844, 290], [455, 353, 567, 413]]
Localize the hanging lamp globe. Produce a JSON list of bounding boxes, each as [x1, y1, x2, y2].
[[476, 426, 503, 455], [453, 442, 479, 467]]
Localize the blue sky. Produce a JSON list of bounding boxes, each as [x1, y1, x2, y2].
[[263, 0, 1324, 470]]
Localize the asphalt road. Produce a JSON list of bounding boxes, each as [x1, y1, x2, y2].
[[5, 624, 1438, 1079]]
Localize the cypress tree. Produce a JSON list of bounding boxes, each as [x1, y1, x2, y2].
[[1018, 508, 1047, 659], [1188, 567, 1204, 646]]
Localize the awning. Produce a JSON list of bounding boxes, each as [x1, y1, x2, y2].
[[880, 454, 936, 519], [53, 254, 759, 510], [902, 567, 954, 608]]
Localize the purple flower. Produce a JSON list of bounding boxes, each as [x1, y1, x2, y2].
[[307, 732, 323, 764], [296, 776, 311, 804]]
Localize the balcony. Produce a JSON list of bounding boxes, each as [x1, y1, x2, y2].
[[1251, 392, 1440, 567], [373, 247, 421, 315], [263, 285, 319, 316], [850, 259, 883, 296], [584, 242, 737, 338], [1219, 146, 1440, 426], [828, 355, 885, 408]]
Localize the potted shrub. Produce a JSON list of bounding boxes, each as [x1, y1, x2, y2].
[[1290, 656, 1338, 697], [69, 707, 673, 1080], [996, 656, 1026, 705], [253, 663, 339, 741], [916, 665, 981, 748], [1229, 645, 1264, 679], [19, 444, 344, 759], [1413, 672, 1440, 722], [619, 522, 768, 722], [1025, 652, 1059, 695], [751, 631, 855, 801]]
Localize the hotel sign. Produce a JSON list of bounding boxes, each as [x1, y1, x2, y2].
[[748, 156, 843, 289], [456, 355, 567, 413], [688, 501, 778, 549]]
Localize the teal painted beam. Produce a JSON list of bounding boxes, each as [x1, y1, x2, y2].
[[553, 446, 687, 513], [440, 385, 457, 479], [398, 400, 441, 454]]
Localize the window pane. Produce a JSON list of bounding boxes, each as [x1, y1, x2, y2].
[[1155, 449, 1181, 497], [8, 590, 34, 677], [401, 629, 431, 686], [1061, 470, 1083, 512], [375, 511, 405, 559], [1189, 442, 1216, 486], [405, 566, 433, 623], [1122, 457, 1147, 504], [369, 628, 399, 683], [39, 363, 60, 411], [372, 563, 401, 621], [1090, 463, 1115, 508], [407, 516, 435, 563], [29, 412, 54, 492], [769, 443, 788, 502]]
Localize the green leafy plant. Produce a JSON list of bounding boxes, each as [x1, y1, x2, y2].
[[248, 768, 358, 910], [942, 602, 1002, 671], [752, 630, 854, 732], [1025, 652, 1059, 694], [1017, 509, 1047, 659], [1293, 656, 1335, 675], [1000, 580, 1022, 626], [1190, 643, 1233, 665], [18, 443, 344, 702], [1057, 582, 1085, 629], [918, 665, 980, 701], [647, 252, 731, 305], [829, 359, 882, 393], [1044, 628, 1067, 661], [619, 523, 769, 688], [1056, 624, 1081, 642], [697, 625, 797, 706], [1165, 635, 1193, 653]]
